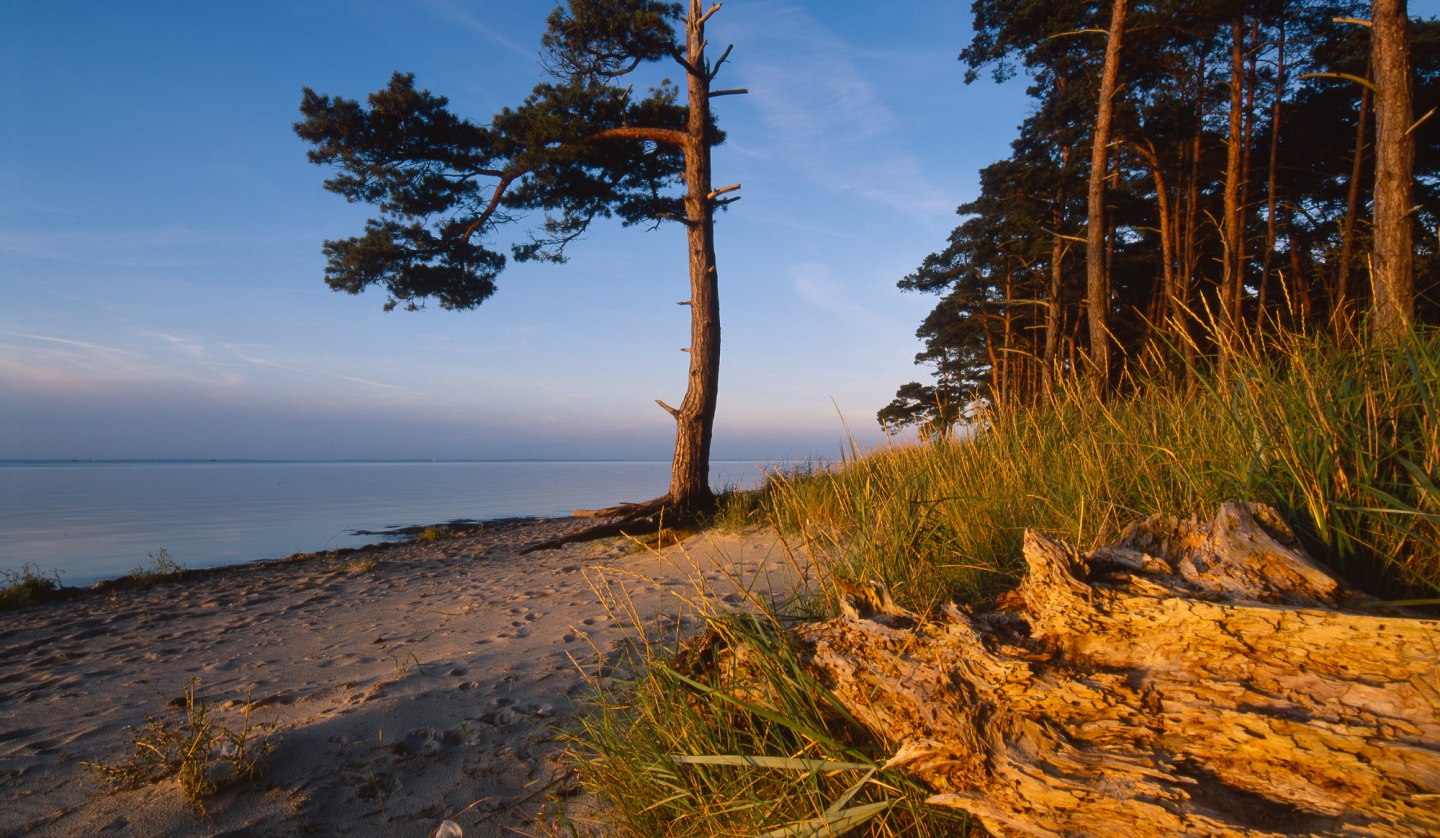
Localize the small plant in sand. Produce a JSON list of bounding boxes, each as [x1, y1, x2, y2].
[[86, 678, 274, 817], [0, 563, 67, 611], [127, 548, 188, 586], [417, 526, 451, 542], [342, 555, 377, 573]]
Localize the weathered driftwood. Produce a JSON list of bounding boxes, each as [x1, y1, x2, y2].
[[796, 503, 1440, 837]]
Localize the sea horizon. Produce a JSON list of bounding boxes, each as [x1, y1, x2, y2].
[[1, 459, 796, 586]]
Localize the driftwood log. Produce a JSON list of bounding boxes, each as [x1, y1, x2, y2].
[[796, 504, 1440, 836]]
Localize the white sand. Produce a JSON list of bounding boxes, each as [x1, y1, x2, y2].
[[0, 518, 808, 837]]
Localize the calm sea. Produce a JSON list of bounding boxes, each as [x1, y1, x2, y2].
[[0, 460, 781, 586]]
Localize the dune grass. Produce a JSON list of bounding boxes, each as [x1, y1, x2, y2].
[[566, 327, 1440, 835]]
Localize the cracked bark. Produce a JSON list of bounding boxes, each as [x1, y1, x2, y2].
[[795, 504, 1440, 836]]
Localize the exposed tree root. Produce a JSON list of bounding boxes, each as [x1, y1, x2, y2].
[[520, 497, 674, 554], [795, 503, 1440, 837]]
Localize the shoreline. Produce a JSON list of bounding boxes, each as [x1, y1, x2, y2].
[[0, 517, 804, 836], [21, 515, 555, 601]]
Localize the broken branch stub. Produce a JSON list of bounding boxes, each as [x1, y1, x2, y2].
[[794, 503, 1440, 837]]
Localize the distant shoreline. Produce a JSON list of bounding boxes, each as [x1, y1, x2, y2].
[[1, 459, 784, 587], [17, 514, 563, 604]]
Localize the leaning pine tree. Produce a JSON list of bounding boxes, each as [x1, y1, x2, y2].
[[295, 0, 742, 520]]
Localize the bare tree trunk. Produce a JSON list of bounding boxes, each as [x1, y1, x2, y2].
[[1086, 0, 1127, 398], [1337, 78, 1372, 339], [981, 308, 1003, 406], [1371, 0, 1416, 344], [1045, 144, 1072, 399], [1259, 18, 1287, 329], [1220, 17, 1247, 372], [1137, 139, 1178, 365], [1178, 122, 1203, 371], [1002, 265, 1015, 405], [661, 0, 725, 512]]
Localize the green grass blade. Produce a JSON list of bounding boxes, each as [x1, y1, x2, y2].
[[669, 754, 874, 771]]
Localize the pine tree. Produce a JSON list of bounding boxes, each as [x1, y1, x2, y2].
[[296, 0, 745, 515]]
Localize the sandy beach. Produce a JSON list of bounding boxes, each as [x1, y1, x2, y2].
[[0, 518, 806, 837]]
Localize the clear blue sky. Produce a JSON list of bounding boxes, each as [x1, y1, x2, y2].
[[1, 0, 1030, 461]]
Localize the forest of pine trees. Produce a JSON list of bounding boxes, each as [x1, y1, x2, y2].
[[881, 0, 1440, 434]]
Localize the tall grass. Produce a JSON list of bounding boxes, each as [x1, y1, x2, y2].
[[747, 328, 1440, 606], [566, 602, 965, 835], [570, 328, 1440, 835]]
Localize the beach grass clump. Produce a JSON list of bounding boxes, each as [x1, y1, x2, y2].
[[86, 678, 273, 817], [417, 525, 451, 542], [0, 563, 68, 611], [342, 554, 377, 573], [126, 548, 188, 587], [571, 328, 1440, 834], [567, 609, 965, 836]]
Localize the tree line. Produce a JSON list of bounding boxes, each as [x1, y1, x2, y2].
[[882, 0, 1439, 435]]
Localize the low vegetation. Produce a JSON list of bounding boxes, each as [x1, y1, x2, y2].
[[571, 328, 1440, 835], [125, 548, 188, 587], [86, 678, 274, 817], [0, 563, 67, 611]]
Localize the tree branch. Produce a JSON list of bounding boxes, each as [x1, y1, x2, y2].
[[1299, 71, 1377, 93], [711, 88, 748, 97], [667, 45, 704, 78], [591, 125, 689, 147], [653, 212, 698, 227], [1407, 105, 1438, 137], [462, 169, 524, 241], [655, 399, 680, 418], [708, 43, 735, 80]]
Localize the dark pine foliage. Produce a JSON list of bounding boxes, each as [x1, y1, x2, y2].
[[885, 0, 1440, 433]]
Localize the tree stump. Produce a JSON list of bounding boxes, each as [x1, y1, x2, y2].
[[796, 504, 1440, 836]]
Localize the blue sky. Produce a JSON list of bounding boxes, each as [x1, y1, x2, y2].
[[1, 0, 1031, 461]]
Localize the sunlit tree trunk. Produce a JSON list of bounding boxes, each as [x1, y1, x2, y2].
[[1259, 18, 1287, 328], [1220, 17, 1247, 371], [667, 0, 723, 511], [1087, 0, 1128, 397], [1370, 0, 1415, 344], [1045, 143, 1072, 399]]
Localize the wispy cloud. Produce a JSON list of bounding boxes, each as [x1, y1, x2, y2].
[[0, 330, 423, 403], [414, 0, 535, 61], [0, 226, 303, 269], [788, 261, 900, 333], [723, 1, 956, 219], [0, 331, 236, 390], [221, 343, 418, 395]]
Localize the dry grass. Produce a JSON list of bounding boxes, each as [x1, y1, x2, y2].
[[85, 679, 275, 817], [569, 327, 1440, 835]]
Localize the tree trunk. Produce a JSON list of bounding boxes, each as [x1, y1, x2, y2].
[[1137, 139, 1178, 365], [1178, 117, 1203, 372], [667, 0, 723, 512], [1086, 0, 1127, 398], [1336, 77, 1372, 339], [795, 504, 1440, 836], [1371, 0, 1416, 344], [1220, 17, 1247, 372], [1259, 18, 1287, 329], [1044, 143, 1072, 399]]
